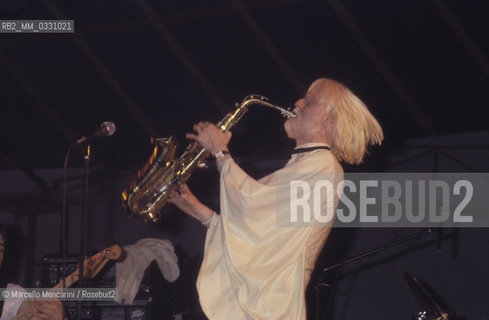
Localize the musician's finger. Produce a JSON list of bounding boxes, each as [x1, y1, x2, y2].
[[32, 300, 63, 320], [180, 184, 189, 193], [224, 131, 232, 141], [186, 133, 199, 141]]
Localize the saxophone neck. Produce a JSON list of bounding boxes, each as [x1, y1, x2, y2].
[[241, 95, 296, 118], [217, 95, 295, 131], [216, 101, 249, 132]]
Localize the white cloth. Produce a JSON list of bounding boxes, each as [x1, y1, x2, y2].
[[197, 143, 343, 320], [0, 284, 24, 320], [115, 238, 180, 304]]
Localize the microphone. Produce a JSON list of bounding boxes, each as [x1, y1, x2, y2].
[[76, 121, 116, 144]]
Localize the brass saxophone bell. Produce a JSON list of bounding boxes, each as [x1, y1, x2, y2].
[[121, 136, 177, 223]]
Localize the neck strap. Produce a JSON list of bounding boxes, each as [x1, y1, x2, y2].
[[291, 146, 331, 154]]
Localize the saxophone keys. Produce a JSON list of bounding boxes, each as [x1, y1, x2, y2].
[[197, 160, 208, 169]]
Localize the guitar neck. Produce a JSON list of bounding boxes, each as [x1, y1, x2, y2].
[[51, 271, 79, 290], [50, 245, 121, 290], [11, 245, 121, 320]]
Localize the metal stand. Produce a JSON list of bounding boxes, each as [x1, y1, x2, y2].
[[323, 228, 435, 272], [77, 143, 90, 320], [317, 229, 438, 320]]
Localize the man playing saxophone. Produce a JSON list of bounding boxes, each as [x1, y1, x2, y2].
[[169, 78, 383, 319]]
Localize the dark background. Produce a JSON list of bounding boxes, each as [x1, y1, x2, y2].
[[1, 0, 488, 319], [0, 0, 488, 172]]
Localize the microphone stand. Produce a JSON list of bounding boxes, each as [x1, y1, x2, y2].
[[62, 122, 115, 320], [317, 228, 437, 320], [61, 143, 78, 320], [323, 228, 435, 272], [77, 143, 90, 320]]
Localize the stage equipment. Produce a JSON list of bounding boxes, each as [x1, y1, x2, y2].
[[405, 273, 450, 320], [15, 246, 121, 320], [76, 121, 116, 144], [63, 300, 152, 320], [121, 94, 295, 223], [42, 255, 165, 320], [41, 245, 121, 288]]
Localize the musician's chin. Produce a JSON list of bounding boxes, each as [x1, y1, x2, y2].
[[284, 115, 296, 124], [284, 118, 296, 139]]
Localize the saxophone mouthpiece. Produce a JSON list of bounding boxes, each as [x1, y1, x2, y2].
[[282, 108, 296, 118]]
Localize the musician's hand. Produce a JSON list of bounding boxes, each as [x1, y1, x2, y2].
[[186, 122, 232, 155], [169, 184, 214, 224], [168, 184, 199, 214], [33, 300, 64, 320], [17, 299, 64, 320]]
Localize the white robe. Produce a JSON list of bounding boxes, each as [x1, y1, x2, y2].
[[197, 143, 343, 320]]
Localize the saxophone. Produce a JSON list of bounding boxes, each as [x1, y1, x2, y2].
[[121, 94, 295, 223]]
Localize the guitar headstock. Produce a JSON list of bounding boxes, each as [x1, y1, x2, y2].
[[81, 244, 122, 279], [53, 244, 122, 289], [102, 245, 122, 261]]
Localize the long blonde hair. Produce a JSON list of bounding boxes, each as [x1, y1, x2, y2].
[[316, 78, 383, 164]]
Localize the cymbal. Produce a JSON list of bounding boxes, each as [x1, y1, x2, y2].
[[404, 272, 450, 320]]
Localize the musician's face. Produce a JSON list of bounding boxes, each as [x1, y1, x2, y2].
[[284, 80, 330, 145], [0, 233, 5, 268]]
